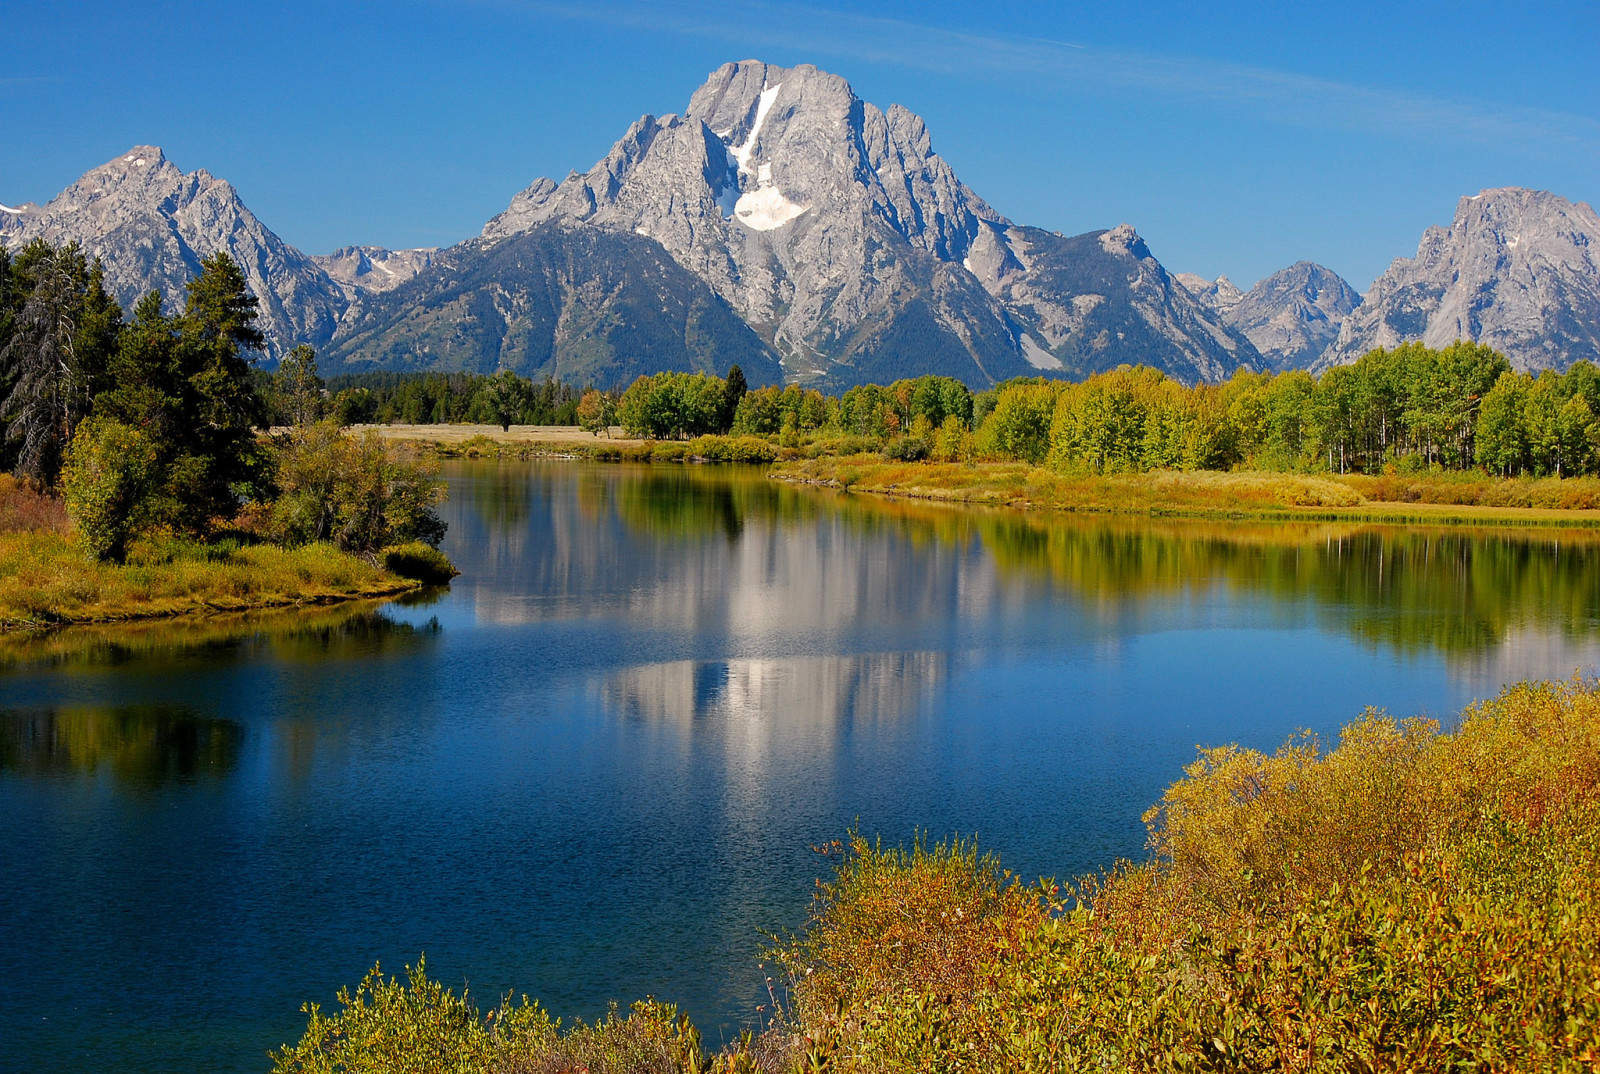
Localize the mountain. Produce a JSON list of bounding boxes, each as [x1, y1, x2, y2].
[[448, 59, 1261, 388], [1174, 273, 1244, 314], [0, 147, 346, 359], [311, 246, 437, 299], [1319, 188, 1600, 372], [324, 223, 785, 387], [1199, 261, 1361, 370]]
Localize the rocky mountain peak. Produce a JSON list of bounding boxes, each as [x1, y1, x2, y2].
[[0, 146, 346, 359], [1099, 223, 1153, 261], [1220, 261, 1361, 370], [1321, 187, 1600, 372]]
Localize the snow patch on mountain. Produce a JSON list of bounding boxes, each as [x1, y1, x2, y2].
[[731, 81, 781, 174], [1020, 335, 1062, 370], [734, 185, 809, 230]]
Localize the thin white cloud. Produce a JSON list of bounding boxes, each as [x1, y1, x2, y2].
[[471, 0, 1600, 155]]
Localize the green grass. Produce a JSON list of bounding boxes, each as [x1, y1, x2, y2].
[[772, 456, 1600, 527], [0, 530, 421, 630]]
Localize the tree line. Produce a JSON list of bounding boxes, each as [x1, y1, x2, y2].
[[0, 239, 445, 562], [312, 371, 584, 429], [601, 342, 1600, 477]]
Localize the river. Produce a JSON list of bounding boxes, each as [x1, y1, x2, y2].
[[3, 460, 1598, 1072]]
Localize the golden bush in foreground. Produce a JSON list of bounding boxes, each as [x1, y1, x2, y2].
[[279, 679, 1600, 1072]]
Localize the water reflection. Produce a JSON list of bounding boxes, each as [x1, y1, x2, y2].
[[0, 605, 442, 673], [444, 460, 1600, 669], [973, 516, 1600, 657], [606, 652, 945, 731], [4, 460, 1599, 1074], [0, 705, 240, 787]]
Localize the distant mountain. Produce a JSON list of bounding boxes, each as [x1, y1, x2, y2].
[[0, 147, 346, 359], [462, 60, 1260, 388], [324, 223, 785, 387], [969, 224, 1261, 382], [1190, 261, 1361, 371], [311, 246, 437, 299], [1320, 188, 1600, 372], [1174, 273, 1244, 314]]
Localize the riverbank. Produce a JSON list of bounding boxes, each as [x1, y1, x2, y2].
[[0, 530, 424, 631], [770, 456, 1600, 527]]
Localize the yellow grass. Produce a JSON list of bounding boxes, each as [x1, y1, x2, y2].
[[0, 531, 419, 631], [772, 456, 1600, 527]]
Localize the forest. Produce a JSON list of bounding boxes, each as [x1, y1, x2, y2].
[[0, 239, 451, 626]]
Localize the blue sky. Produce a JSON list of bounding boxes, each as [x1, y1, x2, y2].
[[5, 1, 1596, 289]]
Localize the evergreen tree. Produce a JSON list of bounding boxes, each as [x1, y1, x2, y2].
[[172, 252, 267, 527], [721, 364, 748, 433]]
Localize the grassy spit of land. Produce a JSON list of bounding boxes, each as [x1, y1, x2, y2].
[[771, 454, 1600, 527], [0, 526, 422, 631], [274, 676, 1600, 1072]]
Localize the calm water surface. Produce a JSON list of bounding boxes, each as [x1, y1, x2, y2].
[[3, 461, 1599, 1073]]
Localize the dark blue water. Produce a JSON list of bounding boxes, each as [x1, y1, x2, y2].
[[3, 461, 1598, 1072]]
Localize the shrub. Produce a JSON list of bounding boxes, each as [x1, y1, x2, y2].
[[381, 542, 458, 584], [272, 960, 709, 1074], [61, 417, 160, 563], [270, 423, 447, 553], [882, 435, 930, 461], [684, 435, 778, 464], [777, 678, 1600, 1072]]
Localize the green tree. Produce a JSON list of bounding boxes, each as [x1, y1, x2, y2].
[[472, 369, 531, 431], [272, 345, 325, 434], [171, 252, 267, 528], [1474, 371, 1531, 475]]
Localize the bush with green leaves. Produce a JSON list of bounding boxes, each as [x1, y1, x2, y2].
[[270, 422, 446, 553], [61, 416, 159, 562]]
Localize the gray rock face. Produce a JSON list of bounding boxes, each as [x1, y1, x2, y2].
[[311, 245, 437, 299], [1320, 188, 1600, 372], [0, 147, 346, 359], [1209, 261, 1361, 370], [477, 60, 1258, 387], [324, 224, 785, 387], [968, 223, 1262, 382], [1175, 273, 1244, 314]]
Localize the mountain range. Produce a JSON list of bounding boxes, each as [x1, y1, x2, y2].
[[5, 61, 1598, 385]]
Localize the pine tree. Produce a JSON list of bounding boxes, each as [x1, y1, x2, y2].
[[170, 252, 267, 528], [721, 363, 748, 433]]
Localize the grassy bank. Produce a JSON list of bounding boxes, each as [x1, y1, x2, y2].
[[275, 677, 1600, 1071], [771, 455, 1600, 526], [0, 530, 422, 631]]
